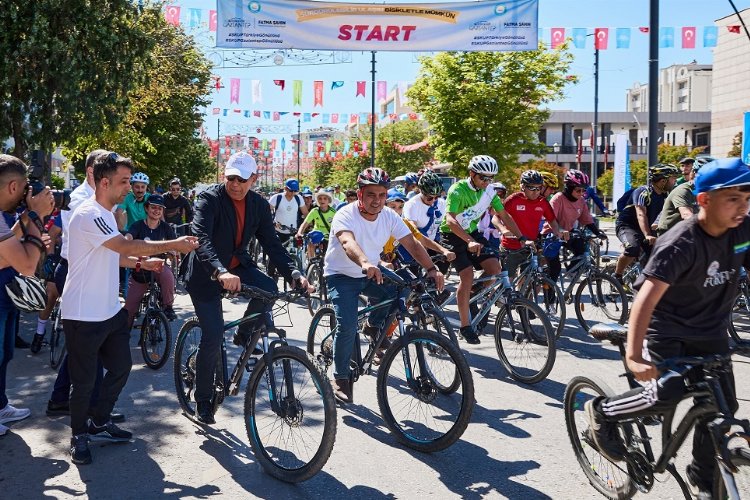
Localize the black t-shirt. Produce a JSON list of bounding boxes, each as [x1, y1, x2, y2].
[[163, 194, 193, 225], [128, 220, 176, 282], [616, 186, 667, 232], [635, 216, 750, 340]]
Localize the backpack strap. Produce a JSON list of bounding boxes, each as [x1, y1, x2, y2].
[[316, 208, 331, 233]]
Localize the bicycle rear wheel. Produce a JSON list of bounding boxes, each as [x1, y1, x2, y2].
[[522, 274, 566, 339], [411, 307, 460, 394], [245, 345, 337, 483], [307, 307, 335, 377], [494, 297, 556, 384], [564, 375, 637, 499], [305, 264, 327, 316], [729, 287, 750, 345], [49, 301, 66, 370], [141, 310, 172, 370], [376, 330, 474, 452], [574, 273, 629, 332]]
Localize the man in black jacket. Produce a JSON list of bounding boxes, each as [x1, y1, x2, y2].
[[183, 151, 309, 424]]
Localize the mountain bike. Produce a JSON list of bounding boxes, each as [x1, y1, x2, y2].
[[307, 265, 473, 452], [565, 323, 750, 499], [729, 266, 750, 345], [304, 234, 328, 316], [168, 223, 191, 285], [48, 298, 65, 370], [173, 277, 336, 483], [133, 271, 172, 370]]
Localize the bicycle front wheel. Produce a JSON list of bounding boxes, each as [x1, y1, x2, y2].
[[49, 302, 66, 370], [245, 345, 337, 483], [574, 273, 629, 332], [411, 307, 460, 394], [494, 297, 556, 384], [141, 310, 172, 370], [564, 376, 637, 499], [376, 330, 474, 452], [174, 317, 203, 420]]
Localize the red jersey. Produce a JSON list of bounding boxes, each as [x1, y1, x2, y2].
[[501, 192, 556, 250]]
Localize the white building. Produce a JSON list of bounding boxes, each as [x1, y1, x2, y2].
[[625, 63, 712, 113]]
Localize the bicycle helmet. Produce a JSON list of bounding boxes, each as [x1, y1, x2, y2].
[[357, 167, 391, 188], [387, 188, 407, 203], [417, 170, 443, 195], [564, 169, 589, 188], [5, 275, 47, 312], [468, 155, 499, 176], [404, 172, 419, 185], [648, 163, 680, 181], [284, 178, 300, 192], [540, 171, 559, 190], [520, 169, 543, 186], [308, 230, 325, 245], [131, 172, 150, 185], [693, 156, 715, 172], [169, 177, 181, 186]]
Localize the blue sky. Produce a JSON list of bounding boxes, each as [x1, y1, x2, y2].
[[175, 0, 750, 140]]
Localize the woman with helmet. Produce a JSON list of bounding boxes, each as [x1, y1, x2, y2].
[[296, 189, 336, 260], [323, 167, 445, 403], [439, 155, 525, 345], [542, 169, 608, 284], [657, 160, 705, 236], [115, 171, 150, 231], [613, 163, 680, 281]]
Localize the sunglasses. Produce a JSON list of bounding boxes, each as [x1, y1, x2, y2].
[[226, 175, 248, 184], [422, 194, 439, 201], [476, 174, 494, 182], [523, 185, 542, 192]]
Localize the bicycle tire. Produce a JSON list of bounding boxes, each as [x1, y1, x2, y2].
[[174, 317, 207, 422], [574, 273, 629, 332], [305, 264, 327, 316], [564, 375, 637, 499], [244, 345, 337, 483], [494, 297, 555, 384], [376, 329, 474, 452], [141, 310, 172, 370], [412, 307, 460, 394], [729, 287, 750, 345], [521, 274, 566, 339], [307, 307, 336, 377], [714, 446, 750, 499], [49, 302, 66, 370]]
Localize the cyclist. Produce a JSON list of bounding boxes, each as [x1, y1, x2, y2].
[[183, 152, 310, 425], [540, 171, 559, 200], [124, 194, 178, 325], [656, 159, 706, 236], [163, 177, 193, 227], [403, 172, 419, 199], [323, 167, 445, 403], [268, 178, 308, 244], [300, 187, 314, 214], [115, 172, 150, 231], [499, 170, 565, 278], [295, 190, 336, 260], [439, 155, 525, 344], [403, 170, 450, 270], [584, 158, 750, 497], [31, 205, 64, 353], [613, 164, 680, 282], [541, 170, 607, 284], [493, 182, 507, 201], [675, 156, 696, 186]]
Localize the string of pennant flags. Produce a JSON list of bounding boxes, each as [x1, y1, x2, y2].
[[205, 135, 401, 161], [209, 107, 422, 125]]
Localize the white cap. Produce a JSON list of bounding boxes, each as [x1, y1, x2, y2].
[[225, 151, 258, 179]]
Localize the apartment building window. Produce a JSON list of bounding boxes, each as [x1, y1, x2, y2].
[[677, 96, 687, 103], [678, 81, 687, 90]]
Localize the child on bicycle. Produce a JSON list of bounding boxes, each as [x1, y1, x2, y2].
[[585, 158, 750, 497], [296, 190, 335, 260]]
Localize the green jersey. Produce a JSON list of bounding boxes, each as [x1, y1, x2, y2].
[[440, 179, 504, 234], [303, 206, 336, 237]]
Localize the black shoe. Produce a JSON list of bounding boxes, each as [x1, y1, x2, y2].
[[87, 410, 125, 423], [46, 400, 70, 416], [87, 419, 132, 442], [196, 402, 215, 425], [459, 326, 481, 345], [584, 399, 626, 462], [164, 307, 177, 321], [70, 434, 92, 465], [15, 335, 30, 349], [232, 328, 251, 347], [686, 464, 713, 500], [30, 333, 45, 354]]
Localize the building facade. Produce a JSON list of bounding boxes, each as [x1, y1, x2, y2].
[[625, 63, 712, 113]]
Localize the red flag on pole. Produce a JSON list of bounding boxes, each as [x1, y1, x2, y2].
[[273, 80, 285, 91], [209, 10, 217, 31], [576, 136, 583, 166], [638, 27, 649, 33], [551, 28, 565, 49], [682, 27, 696, 48], [164, 6, 180, 26], [594, 28, 609, 50], [313, 81, 323, 106]]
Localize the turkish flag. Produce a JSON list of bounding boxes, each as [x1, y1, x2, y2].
[[594, 28, 609, 50], [551, 28, 565, 49], [356, 81, 366, 97], [209, 10, 217, 32], [728, 25, 741, 33], [164, 6, 180, 26], [682, 27, 696, 48], [638, 27, 649, 33]]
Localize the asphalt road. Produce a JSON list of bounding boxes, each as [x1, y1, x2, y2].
[[3, 221, 749, 499]]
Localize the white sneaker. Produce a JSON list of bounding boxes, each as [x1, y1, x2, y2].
[[0, 404, 31, 424], [0, 423, 7, 436]]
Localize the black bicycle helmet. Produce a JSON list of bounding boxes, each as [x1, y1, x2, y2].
[[648, 163, 681, 181], [520, 169, 543, 186], [417, 170, 443, 195]]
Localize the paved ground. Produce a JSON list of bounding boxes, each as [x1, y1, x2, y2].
[[3, 220, 749, 499]]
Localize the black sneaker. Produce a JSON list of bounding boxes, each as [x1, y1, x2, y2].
[[164, 307, 177, 321], [30, 333, 45, 354], [584, 399, 626, 462], [686, 464, 713, 500], [70, 434, 92, 465], [196, 401, 215, 425], [87, 419, 132, 442], [15, 335, 30, 349], [459, 326, 481, 345]]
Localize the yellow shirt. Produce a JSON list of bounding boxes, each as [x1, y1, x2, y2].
[[382, 218, 422, 261]]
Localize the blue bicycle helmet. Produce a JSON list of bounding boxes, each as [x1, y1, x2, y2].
[[404, 172, 419, 185], [308, 230, 325, 245]]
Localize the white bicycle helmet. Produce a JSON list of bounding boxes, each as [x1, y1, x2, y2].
[[131, 172, 150, 185], [5, 275, 47, 312], [468, 155, 498, 176]]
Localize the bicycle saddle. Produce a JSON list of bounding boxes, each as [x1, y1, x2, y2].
[[589, 323, 627, 344]]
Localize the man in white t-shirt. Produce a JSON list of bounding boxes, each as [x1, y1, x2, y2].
[[63, 152, 198, 466], [323, 167, 444, 404], [268, 178, 308, 241]]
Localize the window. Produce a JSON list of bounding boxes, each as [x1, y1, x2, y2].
[[678, 81, 687, 90], [677, 96, 687, 103]]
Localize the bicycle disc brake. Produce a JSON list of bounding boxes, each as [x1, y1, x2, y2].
[[626, 449, 654, 493]]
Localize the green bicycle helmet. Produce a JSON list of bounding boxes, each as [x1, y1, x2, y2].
[[417, 170, 443, 195]]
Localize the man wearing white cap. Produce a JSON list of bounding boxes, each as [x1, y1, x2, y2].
[[182, 152, 309, 425]]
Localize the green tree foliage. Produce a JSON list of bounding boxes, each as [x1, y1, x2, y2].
[[328, 155, 371, 188], [728, 131, 743, 157], [374, 121, 432, 177], [407, 44, 575, 177], [0, 1, 159, 159], [64, 8, 214, 188]]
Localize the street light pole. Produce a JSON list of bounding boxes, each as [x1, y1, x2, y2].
[[648, 0, 659, 167], [553, 142, 560, 166], [592, 46, 599, 188], [296, 119, 301, 181], [370, 50, 376, 168]]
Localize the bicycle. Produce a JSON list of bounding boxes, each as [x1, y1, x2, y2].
[[565, 322, 750, 499], [173, 274, 336, 483], [48, 298, 65, 370], [548, 229, 629, 332], [168, 223, 191, 284], [133, 271, 172, 370], [307, 265, 473, 451], [729, 266, 750, 345], [303, 233, 328, 316], [266, 224, 305, 287]]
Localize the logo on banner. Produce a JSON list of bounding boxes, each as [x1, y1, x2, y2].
[[494, 5, 506, 15], [470, 21, 496, 31], [248, 2, 261, 13]]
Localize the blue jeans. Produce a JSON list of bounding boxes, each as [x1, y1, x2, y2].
[[326, 274, 397, 379], [0, 307, 19, 409]]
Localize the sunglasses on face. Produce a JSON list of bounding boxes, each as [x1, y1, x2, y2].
[[423, 194, 439, 201], [476, 174, 494, 183], [226, 175, 248, 184], [523, 185, 542, 192]]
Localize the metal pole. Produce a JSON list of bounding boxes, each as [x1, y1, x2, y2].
[[370, 50, 376, 168], [592, 47, 599, 186], [216, 118, 221, 183], [296, 119, 301, 181], [648, 0, 659, 167], [728, 0, 750, 43]]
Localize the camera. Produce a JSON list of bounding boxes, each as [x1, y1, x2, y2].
[[18, 165, 46, 211], [51, 189, 71, 210]]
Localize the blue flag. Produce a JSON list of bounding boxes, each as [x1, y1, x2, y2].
[[743, 112, 750, 165], [616, 28, 631, 49], [303, 113, 311, 122], [322, 114, 330, 124], [263, 111, 270, 119], [331, 81, 344, 90], [659, 27, 675, 48], [703, 26, 718, 47], [189, 8, 201, 28], [572, 28, 587, 49]]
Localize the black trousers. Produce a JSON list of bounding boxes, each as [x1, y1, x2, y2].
[[63, 308, 132, 436]]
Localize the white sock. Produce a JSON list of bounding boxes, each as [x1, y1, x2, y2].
[[36, 319, 48, 335]]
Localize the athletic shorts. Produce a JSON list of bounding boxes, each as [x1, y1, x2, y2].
[[441, 231, 497, 274]]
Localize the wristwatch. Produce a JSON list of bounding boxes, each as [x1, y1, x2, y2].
[[213, 266, 228, 279]]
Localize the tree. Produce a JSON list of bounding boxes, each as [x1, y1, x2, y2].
[[728, 131, 743, 157], [407, 44, 575, 177], [328, 155, 370, 188], [373, 121, 433, 177], [63, 9, 214, 188], [0, 1, 159, 160]]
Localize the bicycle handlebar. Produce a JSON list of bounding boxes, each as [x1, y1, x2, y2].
[[219, 270, 306, 302], [655, 344, 750, 374]]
